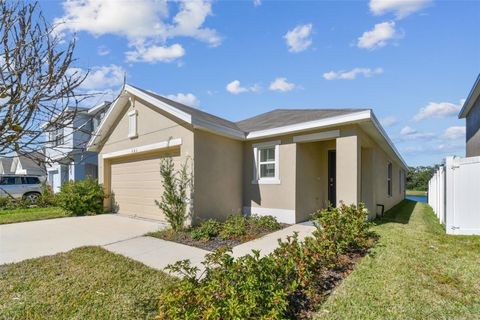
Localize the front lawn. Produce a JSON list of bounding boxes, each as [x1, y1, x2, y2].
[[0, 246, 174, 319], [406, 189, 427, 196], [0, 207, 68, 224], [316, 200, 480, 319]]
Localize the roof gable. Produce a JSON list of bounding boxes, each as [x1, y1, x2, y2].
[[459, 74, 480, 119]]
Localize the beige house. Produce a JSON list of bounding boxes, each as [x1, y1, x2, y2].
[[87, 84, 407, 224]]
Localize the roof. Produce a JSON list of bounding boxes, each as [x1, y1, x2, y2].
[[236, 108, 370, 132], [0, 157, 13, 174], [459, 74, 480, 118], [87, 84, 407, 169], [131, 86, 242, 132]]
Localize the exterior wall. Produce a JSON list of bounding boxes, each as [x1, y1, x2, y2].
[[243, 136, 297, 223], [466, 99, 480, 157], [98, 97, 194, 212], [193, 130, 243, 223], [295, 139, 335, 222]]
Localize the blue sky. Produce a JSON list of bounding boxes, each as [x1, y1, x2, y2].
[[41, 0, 480, 166]]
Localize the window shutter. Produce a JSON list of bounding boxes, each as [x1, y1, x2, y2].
[[128, 110, 137, 138]]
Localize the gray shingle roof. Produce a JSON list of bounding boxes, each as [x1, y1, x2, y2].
[[131, 85, 368, 134], [132, 86, 243, 132], [235, 108, 370, 132]]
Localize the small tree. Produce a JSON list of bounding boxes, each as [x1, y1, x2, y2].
[[156, 157, 192, 231]]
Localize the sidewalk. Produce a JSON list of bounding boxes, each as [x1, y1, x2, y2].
[[103, 222, 316, 273]]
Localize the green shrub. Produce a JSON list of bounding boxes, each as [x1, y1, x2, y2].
[[36, 183, 57, 207], [56, 178, 105, 216], [0, 196, 18, 210], [158, 203, 376, 319], [155, 158, 192, 231], [191, 219, 222, 240], [219, 215, 247, 239], [249, 215, 282, 231]]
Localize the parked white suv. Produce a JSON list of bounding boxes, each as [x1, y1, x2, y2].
[[0, 175, 43, 202]]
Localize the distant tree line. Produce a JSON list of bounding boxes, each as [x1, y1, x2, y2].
[[406, 165, 441, 191]]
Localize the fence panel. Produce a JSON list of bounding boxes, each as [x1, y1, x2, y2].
[[428, 156, 480, 235]]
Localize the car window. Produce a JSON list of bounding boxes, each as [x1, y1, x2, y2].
[[0, 177, 21, 185], [24, 177, 40, 184]]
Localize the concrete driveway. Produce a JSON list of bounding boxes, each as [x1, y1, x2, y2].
[[0, 214, 166, 265]]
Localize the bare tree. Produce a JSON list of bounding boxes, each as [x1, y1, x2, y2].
[[0, 0, 87, 163]]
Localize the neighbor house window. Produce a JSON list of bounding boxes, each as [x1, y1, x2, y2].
[[387, 162, 393, 197], [49, 127, 64, 147], [128, 110, 137, 138], [252, 141, 280, 184], [399, 169, 403, 194]]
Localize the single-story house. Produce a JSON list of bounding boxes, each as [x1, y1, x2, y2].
[[87, 84, 407, 224], [0, 157, 13, 174], [10, 151, 46, 177], [458, 74, 480, 157]]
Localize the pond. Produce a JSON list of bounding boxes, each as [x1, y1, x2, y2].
[[406, 195, 427, 203]]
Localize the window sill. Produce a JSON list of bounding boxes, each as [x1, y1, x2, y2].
[[251, 178, 281, 185]]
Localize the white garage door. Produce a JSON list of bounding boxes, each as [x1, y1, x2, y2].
[[110, 153, 167, 221]]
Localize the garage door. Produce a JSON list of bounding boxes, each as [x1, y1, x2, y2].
[[110, 153, 168, 220]]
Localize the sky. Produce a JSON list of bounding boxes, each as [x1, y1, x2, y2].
[[40, 0, 480, 166]]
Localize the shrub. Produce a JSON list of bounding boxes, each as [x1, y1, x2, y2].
[[0, 196, 18, 210], [56, 178, 105, 216], [191, 219, 222, 240], [158, 203, 376, 319], [36, 183, 57, 207], [250, 215, 282, 231], [155, 158, 192, 231], [219, 215, 247, 239]]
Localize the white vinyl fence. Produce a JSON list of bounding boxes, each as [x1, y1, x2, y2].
[[428, 156, 480, 235]]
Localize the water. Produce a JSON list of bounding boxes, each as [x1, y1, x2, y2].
[[406, 195, 427, 203]]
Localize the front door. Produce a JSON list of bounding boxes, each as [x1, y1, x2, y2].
[[328, 150, 336, 206]]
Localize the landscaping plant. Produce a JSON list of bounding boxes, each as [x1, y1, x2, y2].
[[157, 203, 376, 319], [155, 157, 192, 231], [190, 219, 222, 240], [56, 178, 105, 215]]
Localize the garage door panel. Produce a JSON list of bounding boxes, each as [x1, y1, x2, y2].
[[110, 152, 177, 220]]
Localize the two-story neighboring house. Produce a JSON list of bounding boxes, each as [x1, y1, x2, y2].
[[46, 102, 110, 192], [459, 74, 480, 157]]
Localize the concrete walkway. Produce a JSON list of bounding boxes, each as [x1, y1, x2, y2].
[[101, 222, 316, 273], [104, 236, 210, 272], [0, 214, 166, 264]]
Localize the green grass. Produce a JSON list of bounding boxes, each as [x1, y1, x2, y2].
[[316, 200, 480, 320], [0, 246, 174, 319], [406, 189, 427, 196], [0, 207, 68, 224]]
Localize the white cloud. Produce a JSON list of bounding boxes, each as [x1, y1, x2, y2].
[[54, 0, 220, 62], [226, 80, 260, 95], [323, 67, 383, 80], [414, 101, 462, 121], [369, 0, 431, 19], [357, 21, 402, 50], [442, 126, 466, 140], [253, 0, 262, 6], [166, 93, 200, 107], [125, 43, 185, 63], [269, 77, 296, 92], [399, 126, 434, 140], [71, 64, 125, 91], [380, 116, 398, 127], [97, 45, 110, 56], [284, 24, 313, 53]]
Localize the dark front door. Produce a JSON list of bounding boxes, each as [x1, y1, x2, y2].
[[328, 150, 336, 206]]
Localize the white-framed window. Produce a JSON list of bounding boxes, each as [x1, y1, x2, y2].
[[49, 127, 64, 147], [252, 140, 280, 184], [128, 110, 137, 138], [387, 162, 393, 197]]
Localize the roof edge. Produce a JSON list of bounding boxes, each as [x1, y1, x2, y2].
[[459, 74, 480, 119]]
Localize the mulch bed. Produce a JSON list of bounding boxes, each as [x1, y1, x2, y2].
[[150, 224, 290, 252]]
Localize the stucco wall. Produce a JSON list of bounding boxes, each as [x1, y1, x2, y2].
[[466, 99, 480, 157], [193, 130, 243, 223], [98, 98, 194, 212], [243, 137, 297, 212]]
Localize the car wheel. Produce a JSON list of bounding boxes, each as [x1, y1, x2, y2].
[[24, 192, 40, 204]]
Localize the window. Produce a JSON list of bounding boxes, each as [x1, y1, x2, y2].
[[128, 110, 138, 138], [399, 170, 403, 194], [0, 177, 21, 185], [253, 141, 280, 184], [49, 127, 64, 147], [387, 162, 393, 197], [23, 177, 40, 185]]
